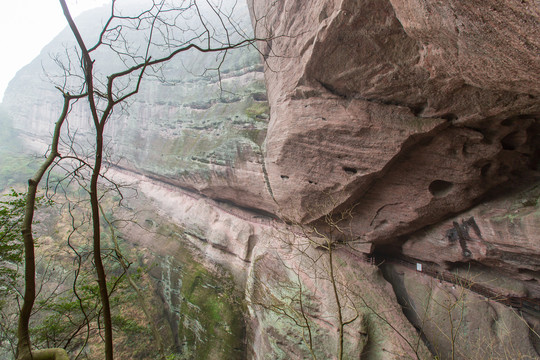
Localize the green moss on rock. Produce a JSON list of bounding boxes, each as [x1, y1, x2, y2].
[[244, 103, 269, 120], [171, 246, 246, 360]]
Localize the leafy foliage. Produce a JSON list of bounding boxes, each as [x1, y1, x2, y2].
[[0, 190, 51, 300], [31, 274, 141, 353], [0, 189, 26, 295]]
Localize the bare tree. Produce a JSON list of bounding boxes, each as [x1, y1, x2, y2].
[[251, 210, 362, 359], [251, 200, 430, 360], [16, 1, 269, 359], [17, 92, 86, 360]]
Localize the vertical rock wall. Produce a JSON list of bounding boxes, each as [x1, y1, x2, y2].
[[248, 0, 540, 358], [2, 0, 539, 358]]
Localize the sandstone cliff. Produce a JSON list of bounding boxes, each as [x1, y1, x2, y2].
[[247, 0, 540, 358], [1, 0, 539, 359]]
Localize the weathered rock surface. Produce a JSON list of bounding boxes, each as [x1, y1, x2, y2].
[[99, 170, 251, 358], [111, 169, 432, 359], [248, 0, 540, 241], [383, 263, 540, 360], [2, 3, 275, 215], [401, 180, 540, 298], [390, 0, 540, 96], [247, 0, 540, 357], [247, 247, 431, 360], [2, 0, 540, 359]]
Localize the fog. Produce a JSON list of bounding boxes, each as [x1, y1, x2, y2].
[[0, 0, 109, 101]]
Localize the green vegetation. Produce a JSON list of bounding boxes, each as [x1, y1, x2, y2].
[[0, 155, 37, 189], [244, 102, 270, 120], [0, 190, 50, 300], [0, 6, 263, 358], [147, 220, 246, 359], [0, 190, 26, 298], [176, 261, 246, 360], [31, 269, 152, 357]]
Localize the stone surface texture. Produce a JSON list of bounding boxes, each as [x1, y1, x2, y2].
[[247, 0, 540, 358], [402, 181, 540, 297], [2, 0, 539, 359], [2, 3, 276, 215], [111, 169, 431, 359], [248, 0, 539, 241], [383, 263, 540, 360]]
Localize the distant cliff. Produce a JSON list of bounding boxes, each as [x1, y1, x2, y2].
[[3, 2, 272, 214]]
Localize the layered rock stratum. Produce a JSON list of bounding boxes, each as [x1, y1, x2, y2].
[[246, 0, 540, 357], [1, 0, 539, 359]]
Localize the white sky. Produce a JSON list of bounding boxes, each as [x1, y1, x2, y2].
[[0, 0, 109, 102]]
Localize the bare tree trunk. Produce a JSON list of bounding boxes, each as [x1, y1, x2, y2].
[[16, 93, 81, 360], [90, 127, 114, 360], [59, 2, 114, 358]]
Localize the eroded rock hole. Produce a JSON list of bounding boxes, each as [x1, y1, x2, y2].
[[480, 163, 492, 177], [319, 7, 328, 22], [501, 118, 515, 127], [343, 167, 358, 175], [477, 128, 495, 145], [501, 115, 535, 127], [409, 101, 427, 116], [501, 131, 526, 150], [428, 180, 454, 198], [417, 136, 434, 147], [440, 113, 458, 122]]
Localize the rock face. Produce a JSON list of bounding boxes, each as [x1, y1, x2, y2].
[[382, 263, 540, 360], [248, 0, 539, 241], [111, 169, 433, 360], [246, 0, 540, 358], [2, 0, 540, 359], [401, 181, 540, 297], [2, 3, 275, 215], [390, 0, 540, 96]]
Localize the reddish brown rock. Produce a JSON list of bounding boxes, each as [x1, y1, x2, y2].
[[401, 181, 540, 297], [248, 2, 540, 355], [389, 0, 540, 96], [383, 263, 540, 360], [265, 97, 446, 222], [249, 0, 540, 243]]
